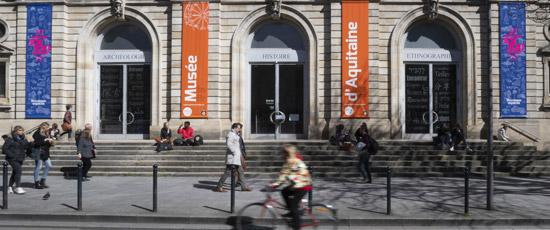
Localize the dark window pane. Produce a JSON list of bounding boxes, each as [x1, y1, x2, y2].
[[279, 65, 304, 134], [0, 62, 5, 98], [127, 65, 151, 134], [405, 64, 430, 133], [100, 65, 123, 134], [433, 64, 457, 131], [251, 65, 276, 134]]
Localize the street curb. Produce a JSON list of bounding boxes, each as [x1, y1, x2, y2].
[[0, 212, 549, 226]]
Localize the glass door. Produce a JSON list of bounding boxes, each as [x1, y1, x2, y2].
[[100, 66, 124, 134], [250, 63, 304, 139], [251, 65, 276, 135], [404, 63, 457, 139], [99, 64, 151, 139]]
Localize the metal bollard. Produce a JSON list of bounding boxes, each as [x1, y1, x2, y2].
[[308, 166, 313, 209], [3, 161, 8, 209], [465, 166, 470, 215], [77, 162, 83, 211], [230, 166, 236, 213], [386, 166, 391, 215], [153, 164, 158, 212]]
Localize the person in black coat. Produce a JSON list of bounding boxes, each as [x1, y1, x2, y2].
[[77, 129, 95, 181], [32, 123, 54, 189], [354, 122, 369, 143], [3, 126, 31, 194]]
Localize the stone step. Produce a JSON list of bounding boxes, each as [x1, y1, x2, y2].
[[50, 144, 536, 151], [47, 149, 545, 157], [18, 157, 550, 168], [17, 164, 538, 173]]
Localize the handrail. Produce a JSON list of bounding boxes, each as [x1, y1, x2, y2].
[[502, 122, 540, 143]]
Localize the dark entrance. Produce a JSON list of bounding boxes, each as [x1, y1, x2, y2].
[[99, 65, 151, 137], [250, 64, 304, 136], [405, 63, 457, 135]]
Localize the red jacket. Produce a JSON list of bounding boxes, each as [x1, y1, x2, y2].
[[177, 126, 194, 140]]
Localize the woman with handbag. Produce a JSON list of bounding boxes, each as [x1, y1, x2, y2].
[[32, 122, 54, 189], [59, 104, 73, 139], [3, 126, 31, 194], [77, 129, 94, 181]]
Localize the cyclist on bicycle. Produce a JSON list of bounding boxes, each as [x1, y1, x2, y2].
[[270, 144, 312, 230]]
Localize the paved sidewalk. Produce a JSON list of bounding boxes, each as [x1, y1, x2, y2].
[[0, 175, 549, 228]]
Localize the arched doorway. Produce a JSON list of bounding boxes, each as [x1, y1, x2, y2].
[[401, 20, 463, 139], [95, 23, 152, 139], [246, 21, 308, 139]]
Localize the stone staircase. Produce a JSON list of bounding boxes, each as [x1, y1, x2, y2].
[[10, 140, 550, 178]]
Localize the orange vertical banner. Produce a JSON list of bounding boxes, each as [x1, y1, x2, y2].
[[181, 1, 209, 118], [341, 0, 369, 118]]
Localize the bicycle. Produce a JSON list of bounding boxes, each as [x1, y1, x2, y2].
[[235, 187, 338, 230]]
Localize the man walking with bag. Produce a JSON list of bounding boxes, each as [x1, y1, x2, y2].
[[214, 123, 251, 192]]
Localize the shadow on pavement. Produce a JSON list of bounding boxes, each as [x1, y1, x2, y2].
[[61, 203, 78, 211], [226, 216, 275, 230], [347, 206, 386, 215], [131, 204, 154, 212], [194, 183, 217, 191], [60, 167, 79, 179], [203, 205, 231, 214]]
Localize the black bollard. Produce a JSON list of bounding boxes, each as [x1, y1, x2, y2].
[[465, 166, 470, 215], [230, 166, 236, 213], [3, 161, 8, 209], [308, 166, 313, 209], [77, 162, 83, 211], [386, 166, 391, 215], [153, 164, 158, 212]]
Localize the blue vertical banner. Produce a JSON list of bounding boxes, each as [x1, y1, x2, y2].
[[499, 2, 527, 118], [26, 4, 52, 118]]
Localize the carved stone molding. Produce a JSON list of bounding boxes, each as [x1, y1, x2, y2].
[[110, 0, 125, 20], [426, 0, 439, 20], [267, 0, 282, 20]]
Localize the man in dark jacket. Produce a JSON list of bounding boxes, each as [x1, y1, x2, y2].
[[3, 126, 31, 194]]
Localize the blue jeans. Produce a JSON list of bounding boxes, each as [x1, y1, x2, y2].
[[34, 159, 52, 182]]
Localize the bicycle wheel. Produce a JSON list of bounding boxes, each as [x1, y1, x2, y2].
[[302, 203, 338, 229], [236, 202, 278, 230]]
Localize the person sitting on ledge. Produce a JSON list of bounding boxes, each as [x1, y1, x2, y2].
[[176, 121, 195, 146]]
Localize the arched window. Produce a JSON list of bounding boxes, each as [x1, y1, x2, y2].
[[251, 21, 305, 51], [405, 21, 456, 50], [100, 24, 151, 51]]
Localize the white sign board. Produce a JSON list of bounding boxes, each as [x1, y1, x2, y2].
[[248, 49, 305, 62], [402, 48, 460, 62], [96, 50, 152, 63]]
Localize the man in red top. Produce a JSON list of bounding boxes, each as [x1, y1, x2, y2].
[[177, 121, 195, 146]]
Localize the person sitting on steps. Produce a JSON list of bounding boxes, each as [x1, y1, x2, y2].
[[176, 121, 195, 146], [450, 123, 472, 152], [154, 122, 173, 152]]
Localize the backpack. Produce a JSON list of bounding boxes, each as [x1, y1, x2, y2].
[[193, 135, 204, 146], [366, 135, 379, 154]]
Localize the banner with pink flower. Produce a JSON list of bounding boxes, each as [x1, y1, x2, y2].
[[500, 2, 526, 118], [26, 4, 52, 118]]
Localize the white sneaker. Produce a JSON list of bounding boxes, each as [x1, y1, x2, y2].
[[449, 146, 455, 152], [14, 187, 25, 194], [7, 187, 13, 194]]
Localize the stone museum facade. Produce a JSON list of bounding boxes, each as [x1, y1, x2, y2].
[[0, 0, 548, 145]]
